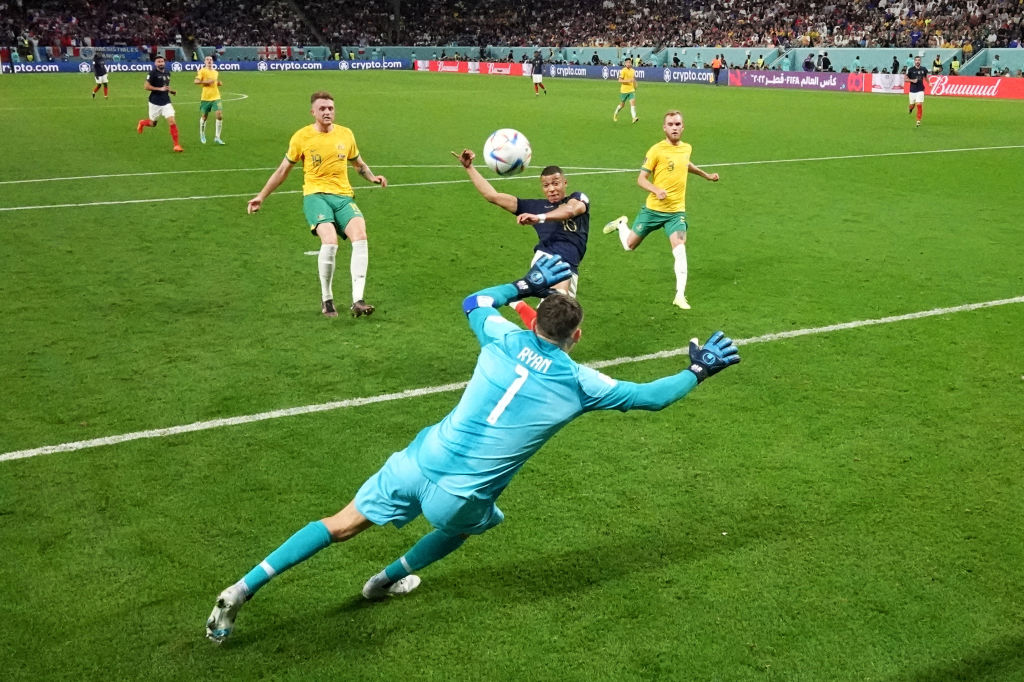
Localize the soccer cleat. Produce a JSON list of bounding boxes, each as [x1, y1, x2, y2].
[[915, 120, 921, 127], [632, 117, 639, 124], [173, 144, 184, 153], [91, 91, 96, 99], [321, 299, 339, 317], [200, 133, 207, 144], [350, 300, 375, 317], [613, 113, 618, 122], [672, 294, 691, 310], [362, 574, 422, 601], [603, 215, 627, 234], [215, 138, 225, 145], [205, 583, 248, 643]]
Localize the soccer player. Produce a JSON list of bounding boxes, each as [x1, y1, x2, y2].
[[136, 56, 183, 153], [204, 254, 741, 643], [613, 58, 638, 123], [246, 91, 385, 318], [90, 52, 108, 99], [452, 148, 590, 329], [194, 55, 225, 144], [530, 50, 547, 95], [907, 55, 928, 127], [603, 110, 719, 310]]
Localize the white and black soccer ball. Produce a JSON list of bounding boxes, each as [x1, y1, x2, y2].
[[483, 128, 532, 176]]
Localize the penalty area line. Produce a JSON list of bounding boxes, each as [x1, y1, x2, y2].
[[2, 295, 1021, 463]]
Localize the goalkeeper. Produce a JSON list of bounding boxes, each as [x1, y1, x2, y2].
[[206, 255, 741, 643]]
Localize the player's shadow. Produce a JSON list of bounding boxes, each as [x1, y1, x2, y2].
[[888, 633, 1024, 681]]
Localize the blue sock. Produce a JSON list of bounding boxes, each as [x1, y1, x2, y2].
[[242, 520, 332, 595], [383, 530, 466, 582]]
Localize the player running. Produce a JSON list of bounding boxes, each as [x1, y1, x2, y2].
[[136, 56, 183, 152], [194, 55, 225, 144], [613, 57, 638, 123], [453, 148, 590, 329], [90, 52, 108, 99], [205, 254, 741, 643], [906, 55, 928, 128], [603, 110, 720, 310]]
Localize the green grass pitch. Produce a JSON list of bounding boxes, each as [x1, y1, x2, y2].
[[1, 70, 1023, 680]]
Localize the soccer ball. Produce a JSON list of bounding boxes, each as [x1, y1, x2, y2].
[[483, 128, 532, 176]]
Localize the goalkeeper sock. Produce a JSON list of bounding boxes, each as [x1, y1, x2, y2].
[[241, 521, 333, 595], [511, 300, 538, 329], [215, 119, 223, 139], [383, 530, 467, 583], [350, 239, 369, 302], [318, 243, 338, 301], [672, 243, 688, 298]]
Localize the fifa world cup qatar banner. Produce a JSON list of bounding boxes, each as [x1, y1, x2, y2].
[[906, 74, 1024, 100], [729, 69, 869, 92]]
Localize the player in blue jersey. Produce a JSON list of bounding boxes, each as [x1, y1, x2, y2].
[[205, 255, 740, 643], [453, 148, 590, 329]]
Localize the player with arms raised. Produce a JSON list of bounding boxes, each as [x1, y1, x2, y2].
[[453, 148, 590, 329]]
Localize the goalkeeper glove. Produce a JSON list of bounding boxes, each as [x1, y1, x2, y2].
[[687, 331, 741, 383], [511, 254, 571, 300]]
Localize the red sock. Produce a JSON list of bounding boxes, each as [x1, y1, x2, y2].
[[103, 85, 108, 96], [169, 123, 180, 144], [533, 84, 538, 93], [512, 301, 538, 329], [92, 85, 100, 94], [138, 118, 155, 128], [916, 103, 923, 121]]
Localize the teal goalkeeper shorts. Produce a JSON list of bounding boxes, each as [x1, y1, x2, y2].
[[355, 450, 505, 536], [632, 207, 688, 238], [303, 193, 363, 235]]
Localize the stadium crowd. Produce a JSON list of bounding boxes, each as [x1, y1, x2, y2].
[[4, 0, 1023, 60]]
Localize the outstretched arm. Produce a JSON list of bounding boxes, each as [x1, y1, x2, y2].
[[247, 157, 295, 214], [452, 149, 518, 213]]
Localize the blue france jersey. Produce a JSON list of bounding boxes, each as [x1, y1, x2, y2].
[[411, 305, 697, 500], [516, 192, 590, 272]]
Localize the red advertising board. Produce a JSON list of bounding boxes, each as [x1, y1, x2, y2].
[[415, 60, 524, 76], [905, 74, 1024, 100]]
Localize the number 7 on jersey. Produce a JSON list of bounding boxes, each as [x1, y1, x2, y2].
[[486, 364, 529, 425]]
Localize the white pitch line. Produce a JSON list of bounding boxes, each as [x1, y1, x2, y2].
[[2, 295, 1021, 463], [0, 170, 627, 212], [1, 143, 1020, 189]]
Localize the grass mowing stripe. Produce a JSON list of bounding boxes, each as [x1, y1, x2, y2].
[[3, 295, 1020, 463]]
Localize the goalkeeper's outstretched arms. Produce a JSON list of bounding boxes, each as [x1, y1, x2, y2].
[[585, 331, 741, 411], [462, 255, 572, 344]]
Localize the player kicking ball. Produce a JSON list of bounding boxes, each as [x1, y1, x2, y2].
[[205, 254, 740, 643]]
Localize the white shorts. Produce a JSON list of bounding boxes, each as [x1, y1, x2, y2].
[[148, 102, 176, 120], [908, 91, 924, 105], [532, 74, 543, 84], [94, 74, 108, 84]]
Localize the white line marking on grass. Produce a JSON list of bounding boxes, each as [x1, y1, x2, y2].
[[2, 145, 1019, 188], [2, 295, 1021, 463]]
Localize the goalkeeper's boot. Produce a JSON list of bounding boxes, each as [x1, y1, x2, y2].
[[672, 294, 691, 310], [362, 573, 421, 601], [321, 299, 339, 318], [350, 300, 375, 318], [205, 582, 248, 643], [603, 215, 627, 234]]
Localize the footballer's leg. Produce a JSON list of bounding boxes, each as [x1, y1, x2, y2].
[[669, 229, 690, 309], [206, 502, 373, 643], [167, 114, 183, 152], [214, 108, 224, 144], [314, 221, 340, 317], [342, 215, 374, 317]]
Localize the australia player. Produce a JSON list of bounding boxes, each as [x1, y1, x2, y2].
[[603, 110, 719, 310], [453, 148, 590, 329], [194, 55, 225, 144], [136, 56, 183, 152], [205, 254, 741, 643], [613, 57, 638, 123], [247, 91, 385, 318]]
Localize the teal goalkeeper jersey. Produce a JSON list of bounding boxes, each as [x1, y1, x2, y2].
[[411, 290, 698, 500]]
